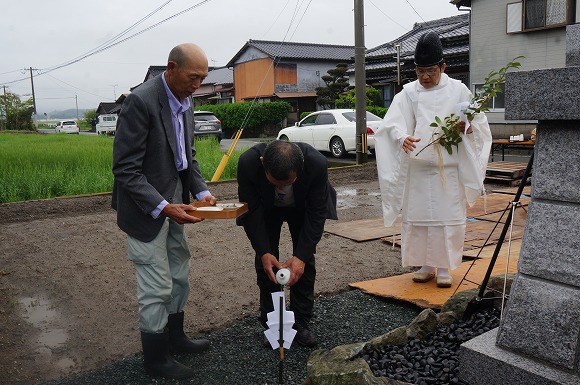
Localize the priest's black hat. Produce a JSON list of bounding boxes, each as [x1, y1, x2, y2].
[[414, 31, 444, 67]]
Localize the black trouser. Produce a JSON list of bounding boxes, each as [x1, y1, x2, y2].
[[255, 207, 316, 328]]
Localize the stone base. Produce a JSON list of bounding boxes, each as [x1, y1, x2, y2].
[[459, 328, 579, 385]]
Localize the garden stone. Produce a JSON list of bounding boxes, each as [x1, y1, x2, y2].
[[303, 343, 408, 385]]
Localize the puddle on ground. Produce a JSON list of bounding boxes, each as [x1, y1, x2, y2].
[[19, 295, 74, 372], [335, 186, 381, 209]]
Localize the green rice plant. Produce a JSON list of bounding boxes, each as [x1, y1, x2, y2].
[[0, 133, 115, 203], [193, 136, 246, 182], [0, 133, 249, 203]]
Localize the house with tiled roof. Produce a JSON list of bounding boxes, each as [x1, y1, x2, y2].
[[226, 39, 355, 123], [140, 65, 234, 105], [358, 13, 470, 108]]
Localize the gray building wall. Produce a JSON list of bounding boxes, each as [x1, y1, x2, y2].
[[469, 0, 572, 135], [236, 46, 269, 62]]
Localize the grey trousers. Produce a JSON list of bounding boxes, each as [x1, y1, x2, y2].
[[127, 180, 191, 333]]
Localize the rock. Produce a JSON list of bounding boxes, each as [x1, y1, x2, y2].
[[439, 288, 478, 318], [486, 273, 515, 296], [406, 309, 439, 340], [366, 326, 408, 350], [436, 311, 459, 327], [304, 343, 409, 385]]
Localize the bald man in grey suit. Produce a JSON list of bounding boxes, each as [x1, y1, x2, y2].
[[113, 43, 214, 380]]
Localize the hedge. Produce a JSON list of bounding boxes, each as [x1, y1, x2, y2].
[[195, 102, 290, 137]]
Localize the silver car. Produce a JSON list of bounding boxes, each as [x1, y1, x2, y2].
[[193, 111, 223, 142]]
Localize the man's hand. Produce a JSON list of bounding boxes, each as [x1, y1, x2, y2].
[[162, 203, 204, 224], [281, 256, 305, 286], [403, 136, 421, 153], [458, 121, 473, 134], [199, 194, 217, 205], [261, 253, 283, 284]]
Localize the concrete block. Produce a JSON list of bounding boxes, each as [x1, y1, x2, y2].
[[459, 328, 580, 385], [496, 275, 580, 370], [505, 67, 580, 120], [566, 24, 580, 67], [533, 122, 580, 203], [519, 201, 580, 287]]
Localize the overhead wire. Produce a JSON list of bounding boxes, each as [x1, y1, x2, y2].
[[41, 0, 176, 74], [37, 0, 213, 76], [230, 0, 313, 132], [211, 0, 313, 181], [1, 0, 214, 87]]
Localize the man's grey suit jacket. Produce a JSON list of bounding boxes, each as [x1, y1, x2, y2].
[[112, 74, 208, 242]]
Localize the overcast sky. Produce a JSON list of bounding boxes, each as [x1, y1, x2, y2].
[[0, 0, 463, 115]]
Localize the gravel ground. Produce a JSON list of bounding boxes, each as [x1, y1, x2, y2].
[[39, 290, 421, 385]]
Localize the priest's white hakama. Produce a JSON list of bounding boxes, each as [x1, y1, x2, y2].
[[375, 73, 492, 270]]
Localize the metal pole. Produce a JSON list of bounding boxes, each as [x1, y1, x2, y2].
[[75, 95, 79, 121], [396, 44, 401, 85], [278, 289, 284, 385], [354, 0, 367, 164]]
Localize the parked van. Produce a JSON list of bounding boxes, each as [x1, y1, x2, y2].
[[96, 114, 118, 135]]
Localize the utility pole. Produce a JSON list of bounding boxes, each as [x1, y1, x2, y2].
[[354, 0, 367, 164], [2, 85, 6, 130], [75, 95, 79, 121], [111, 84, 118, 100], [29, 67, 37, 114]]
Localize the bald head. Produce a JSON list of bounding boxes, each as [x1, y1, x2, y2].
[[168, 43, 207, 66], [164, 43, 209, 101]]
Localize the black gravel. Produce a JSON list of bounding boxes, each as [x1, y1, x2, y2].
[[40, 290, 421, 385], [357, 307, 501, 385]]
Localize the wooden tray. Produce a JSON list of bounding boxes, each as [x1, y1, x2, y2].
[[185, 202, 248, 219]]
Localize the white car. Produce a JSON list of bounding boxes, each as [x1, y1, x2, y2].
[[55, 120, 80, 134], [276, 109, 383, 158]]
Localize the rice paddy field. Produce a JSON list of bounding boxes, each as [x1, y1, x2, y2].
[[0, 133, 242, 203]]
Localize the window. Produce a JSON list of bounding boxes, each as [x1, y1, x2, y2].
[[300, 115, 318, 126], [474, 83, 505, 110], [511, 0, 572, 32], [315, 114, 336, 125]]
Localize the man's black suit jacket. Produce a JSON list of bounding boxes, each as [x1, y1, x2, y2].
[[236, 142, 337, 262]]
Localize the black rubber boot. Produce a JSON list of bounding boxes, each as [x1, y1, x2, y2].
[[167, 311, 211, 354], [140, 330, 196, 379]]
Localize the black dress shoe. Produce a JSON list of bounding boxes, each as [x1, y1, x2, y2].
[[294, 323, 317, 347]]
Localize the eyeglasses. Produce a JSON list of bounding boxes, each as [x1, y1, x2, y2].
[[416, 67, 439, 77]]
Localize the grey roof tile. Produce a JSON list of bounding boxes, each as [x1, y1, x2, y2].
[[227, 40, 355, 66]]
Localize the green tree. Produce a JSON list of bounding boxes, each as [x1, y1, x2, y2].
[[335, 86, 387, 118], [0, 91, 34, 130], [315, 63, 351, 109], [335, 86, 383, 109], [84, 109, 97, 128]]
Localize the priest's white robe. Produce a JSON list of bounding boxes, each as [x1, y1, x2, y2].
[[374, 74, 492, 269]]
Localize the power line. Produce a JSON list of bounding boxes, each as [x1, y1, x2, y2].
[[41, 0, 176, 74], [1, 0, 214, 87], [367, 0, 409, 32]]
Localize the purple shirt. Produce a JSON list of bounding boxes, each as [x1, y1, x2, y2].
[[150, 73, 210, 218]]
